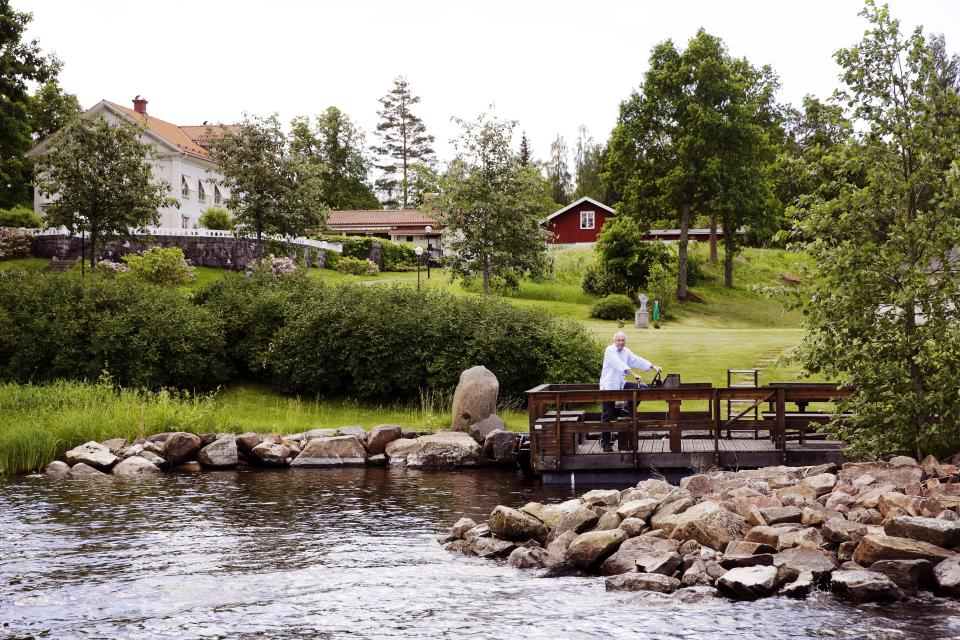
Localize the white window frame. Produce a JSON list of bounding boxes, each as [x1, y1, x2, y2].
[[181, 176, 191, 199], [580, 210, 595, 230], [198, 180, 206, 203], [214, 186, 222, 205]]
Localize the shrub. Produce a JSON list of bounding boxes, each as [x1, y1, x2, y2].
[[199, 207, 232, 230], [590, 294, 636, 320], [646, 261, 675, 318], [0, 228, 32, 260], [586, 217, 672, 297], [582, 262, 632, 298], [95, 259, 130, 276], [0, 205, 42, 228], [323, 249, 341, 270], [123, 247, 196, 285], [379, 239, 418, 270], [335, 256, 379, 276], [260, 254, 297, 276], [0, 272, 230, 390]]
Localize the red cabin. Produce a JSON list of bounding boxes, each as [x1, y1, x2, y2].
[[542, 197, 616, 244]]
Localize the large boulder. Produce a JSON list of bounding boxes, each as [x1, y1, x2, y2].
[[249, 442, 292, 466], [450, 366, 498, 432], [469, 537, 516, 559], [335, 426, 367, 442], [164, 432, 202, 466], [605, 572, 681, 593], [550, 508, 599, 541], [772, 546, 839, 582], [933, 555, 960, 596], [198, 435, 239, 469], [520, 500, 582, 529], [668, 501, 748, 550], [852, 534, 955, 566], [101, 438, 127, 454], [616, 498, 660, 521], [384, 438, 420, 466], [112, 456, 162, 476], [45, 461, 70, 478], [507, 546, 551, 569], [67, 462, 111, 479], [290, 435, 367, 467], [883, 515, 960, 549], [870, 559, 932, 594], [483, 429, 518, 465], [830, 570, 903, 602], [64, 441, 117, 470], [822, 517, 868, 544], [405, 432, 485, 469], [488, 506, 549, 544], [798, 473, 837, 496], [566, 529, 628, 571], [366, 424, 402, 456], [836, 462, 922, 493], [469, 414, 505, 444], [716, 565, 780, 600], [600, 535, 680, 576]]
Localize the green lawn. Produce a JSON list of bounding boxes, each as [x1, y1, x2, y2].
[[0, 257, 49, 272]]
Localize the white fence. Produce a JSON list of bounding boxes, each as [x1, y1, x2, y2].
[[20, 226, 343, 253]]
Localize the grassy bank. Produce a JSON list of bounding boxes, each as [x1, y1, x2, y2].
[[0, 381, 527, 475]]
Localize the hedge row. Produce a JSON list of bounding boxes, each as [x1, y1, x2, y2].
[[319, 235, 418, 271], [0, 271, 600, 402]]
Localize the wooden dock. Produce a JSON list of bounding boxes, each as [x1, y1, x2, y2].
[[526, 379, 852, 482]]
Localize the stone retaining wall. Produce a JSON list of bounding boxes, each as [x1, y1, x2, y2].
[[30, 234, 327, 270]]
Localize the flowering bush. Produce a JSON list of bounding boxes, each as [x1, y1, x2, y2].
[[268, 254, 297, 276], [95, 260, 131, 276], [335, 256, 380, 276], [123, 247, 196, 285], [0, 228, 31, 260]]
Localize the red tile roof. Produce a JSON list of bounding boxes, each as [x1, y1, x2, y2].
[[105, 101, 238, 159], [327, 210, 439, 227]]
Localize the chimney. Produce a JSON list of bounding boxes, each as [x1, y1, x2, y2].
[[132, 95, 148, 114]]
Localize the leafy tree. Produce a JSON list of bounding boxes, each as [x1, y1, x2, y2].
[[606, 29, 779, 295], [199, 206, 232, 230], [290, 107, 380, 210], [793, 2, 960, 459], [0, 204, 41, 228], [0, 2, 61, 207], [546, 134, 572, 205], [573, 125, 606, 202], [583, 215, 671, 298], [433, 112, 552, 295], [209, 114, 326, 247], [27, 81, 82, 142], [373, 76, 435, 208], [34, 114, 176, 269]]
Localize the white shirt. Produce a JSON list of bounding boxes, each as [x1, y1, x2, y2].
[[599, 345, 652, 390]]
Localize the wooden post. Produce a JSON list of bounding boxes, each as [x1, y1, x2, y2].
[[776, 388, 786, 462], [713, 389, 721, 466], [668, 398, 681, 453], [554, 392, 561, 469], [632, 388, 638, 468]]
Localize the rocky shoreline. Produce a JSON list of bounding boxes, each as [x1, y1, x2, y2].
[[43, 425, 518, 478], [440, 456, 960, 603]]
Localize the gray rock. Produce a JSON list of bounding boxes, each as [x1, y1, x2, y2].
[[870, 559, 932, 594], [250, 442, 291, 466], [566, 529, 628, 571], [469, 414, 505, 444], [934, 554, 960, 597], [883, 515, 960, 549], [508, 546, 551, 569], [118, 444, 144, 460], [366, 454, 388, 467], [635, 551, 682, 575], [616, 498, 660, 521], [681, 560, 715, 587], [112, 456, 161, 476], [199, 433, 218, 447], [67, 462, 110, 479], [64, 441, 117, 470], [759, 506, 802, 525], [725, 540, 776, 556], [450, 365, 498, 432], [830, 570, 903, 602], [101, 438, 127, 454], [302, 428, 337, 441], [489, 506, 549, 544], [140, 451, 165, 466], [164, 432, 201, 466], [600, 535, 680, 576], [235, 432, 263, 453], [772, 546, 839, 582], [469, 537, 516, 559], [605, 572, 681, 593], [595, 511, 623, 531], [650, 497, 695, 534], [550, 507, 599, 540], [442, 540, 472, 555], [482, 429, 517, 464], [582, 489, 621, 507], [384, 437, 420, 466], [852, 534, 955, 565], [780, 571, 816, 598], [716, 565, 780, 600], [198, 435, 238, 469], [366, 424, 402, 456], [619, 517, 646, 537], [405, 432, 485, 469], [290, 435, 367, 467], [668, 501, 748, 551], [45, 461, 70, 478], [822, 517, 868, 544], [451, 517, 478, 539], [720, 554, 774, 570], [336, 426, 367, 442]]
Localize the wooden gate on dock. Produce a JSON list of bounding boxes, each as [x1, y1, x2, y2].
[[525, 379, 854, 475]]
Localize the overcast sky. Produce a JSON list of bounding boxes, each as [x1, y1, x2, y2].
[[22, 0, 960, 165]]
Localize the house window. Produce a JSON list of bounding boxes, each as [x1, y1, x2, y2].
[[580, 210, 595, 230], [406, 235, 413, 242], [198, 181, 206, 203], [181, 215, 189, 229], [181, 176, 190, 198], [214, 186, 222, 205]]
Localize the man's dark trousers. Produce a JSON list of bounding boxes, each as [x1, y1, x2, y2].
[[600, 381, 648, 448]]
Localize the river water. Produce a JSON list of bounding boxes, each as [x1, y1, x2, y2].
[[1, 468, 959, 640]]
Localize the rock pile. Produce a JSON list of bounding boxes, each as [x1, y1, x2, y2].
[[440, 456, 960, 603], [45, 424, 520, 478]]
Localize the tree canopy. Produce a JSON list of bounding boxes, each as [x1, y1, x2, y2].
[[290, 107, 379, 210], [209, 114, 326, 245], [373, 76, 435, 209], [433, 112, 553, 295], [35, 114, 176, 268], [793, 1, 960, 459]]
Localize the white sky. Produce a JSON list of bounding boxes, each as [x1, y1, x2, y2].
[[21, 0, 960, 166]]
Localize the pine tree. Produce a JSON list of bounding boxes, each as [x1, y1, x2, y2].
[[372, 76, 435, 209], [518, 132, 532, 166], [547, 134, 572, 205]]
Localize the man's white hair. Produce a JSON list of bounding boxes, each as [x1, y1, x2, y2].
[[614, 331, 627, 341]]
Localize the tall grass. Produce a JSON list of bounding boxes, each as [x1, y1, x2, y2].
[[0, 381, 528, 475]]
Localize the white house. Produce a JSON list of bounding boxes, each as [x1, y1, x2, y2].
[[28, 96, 234, 229]]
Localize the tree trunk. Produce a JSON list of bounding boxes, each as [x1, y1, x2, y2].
[[723, 232, 735, 288], [89, 226, 97, 269], [482, 256, 490, 295], [677, 200, 692, 300], [709, 213, 718, 263]]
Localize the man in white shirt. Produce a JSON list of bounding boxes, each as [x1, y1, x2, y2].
[[599, 331, 661, 452]]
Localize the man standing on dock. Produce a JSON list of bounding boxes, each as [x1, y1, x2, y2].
[[599, 332, 661, 452]]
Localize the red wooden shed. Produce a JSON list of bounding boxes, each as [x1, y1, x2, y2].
[[542, 197, 616, 244]]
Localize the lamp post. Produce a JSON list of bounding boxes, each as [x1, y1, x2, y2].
[[424, 225, 432, 279], [415, 245, 423, 292]]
